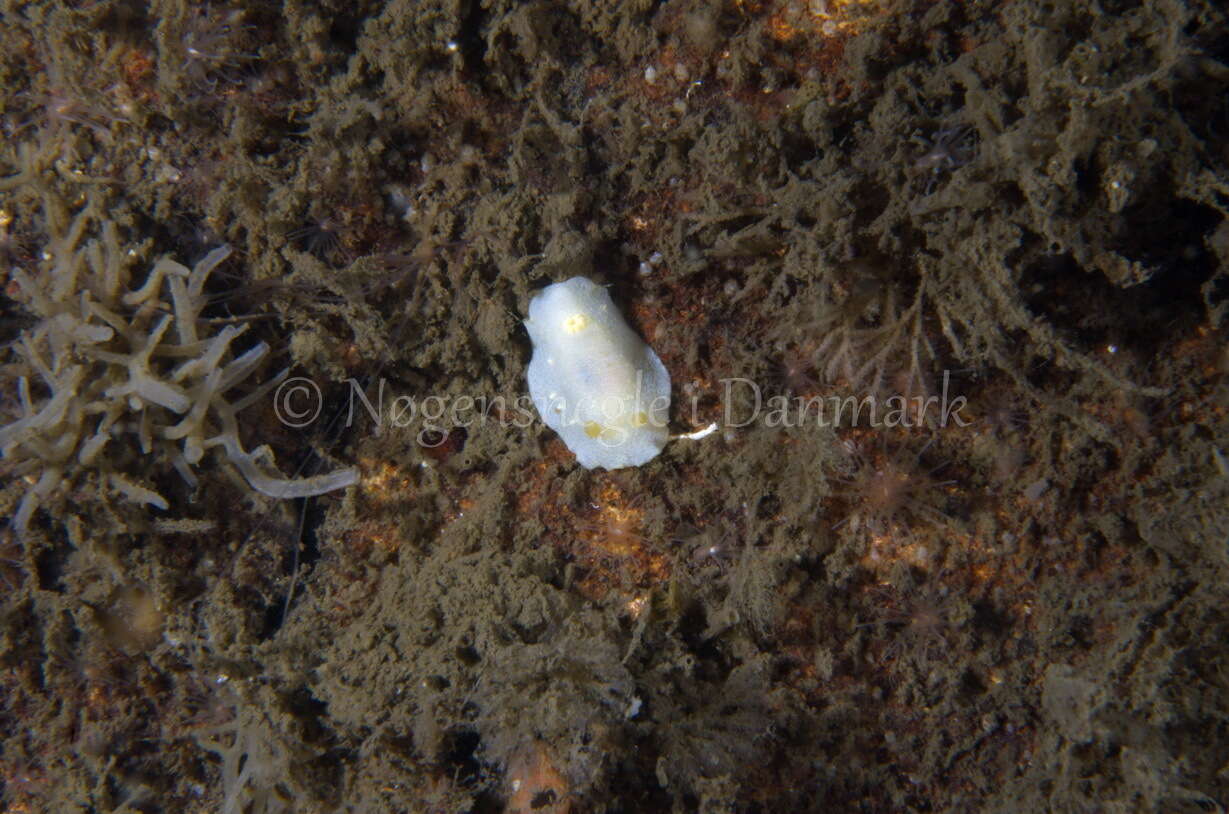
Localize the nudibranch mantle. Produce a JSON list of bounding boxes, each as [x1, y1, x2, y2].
[[525, 277, 671, 469]]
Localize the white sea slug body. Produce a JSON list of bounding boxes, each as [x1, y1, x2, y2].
[[525, 277, 671, 469]]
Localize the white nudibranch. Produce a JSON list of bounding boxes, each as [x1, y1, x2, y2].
[[525, 277, 712, 469]]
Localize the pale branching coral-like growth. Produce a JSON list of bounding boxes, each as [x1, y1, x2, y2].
[[195, 701, 296, 814], [809, 275, 937, 400], [0, 198, 358, 535]]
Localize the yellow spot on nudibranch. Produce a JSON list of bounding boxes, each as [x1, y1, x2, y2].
[[562, 313, 590, 334], [584, 421, 604, 438], [633, 411, 648, 427]]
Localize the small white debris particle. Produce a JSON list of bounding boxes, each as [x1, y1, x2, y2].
[[1023, 478, 1049, 502]]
